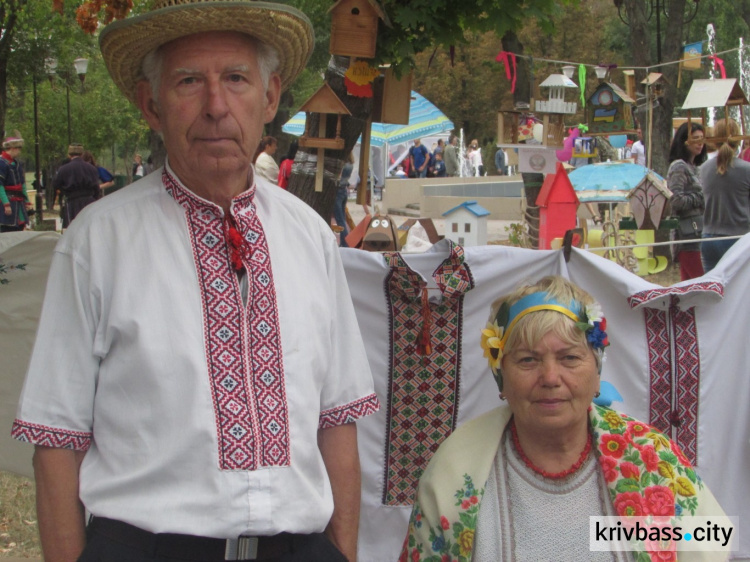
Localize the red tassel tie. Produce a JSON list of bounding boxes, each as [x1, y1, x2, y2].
[[416, 289, 433, 356], [226, 217, 246, 273]]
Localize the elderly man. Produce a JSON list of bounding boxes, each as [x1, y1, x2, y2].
[[12, 2, 378, 562], [444, 134, 460, 177]]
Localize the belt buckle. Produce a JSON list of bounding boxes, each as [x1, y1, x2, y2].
[[224, 536, 259, 560]]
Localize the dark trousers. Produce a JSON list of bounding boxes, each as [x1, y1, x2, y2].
[[78, 520, 348, 562]]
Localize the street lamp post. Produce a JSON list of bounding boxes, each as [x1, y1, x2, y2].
[[32, 75, 43, 220], [45, 57, 89, 145]]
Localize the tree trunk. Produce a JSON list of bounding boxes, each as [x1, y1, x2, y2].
[[0, 2, 20, 138], [286, 56, 372, 221]]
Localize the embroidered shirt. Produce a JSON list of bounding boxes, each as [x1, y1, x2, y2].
[[13, 161, 378, 537]]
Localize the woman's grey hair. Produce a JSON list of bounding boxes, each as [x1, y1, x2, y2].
[[141, 35, 280, 99]]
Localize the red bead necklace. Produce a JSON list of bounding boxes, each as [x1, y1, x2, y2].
[[510, 420, 592, 480]]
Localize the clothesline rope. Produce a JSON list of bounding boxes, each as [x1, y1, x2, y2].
[[508, 46, 745, 72], [584, 233, 744, 253]]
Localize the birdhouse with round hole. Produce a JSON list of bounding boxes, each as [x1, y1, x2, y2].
[[329, 0, 387, 59]]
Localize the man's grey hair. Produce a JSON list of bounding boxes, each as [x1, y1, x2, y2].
[[141, 35, 280, 99]]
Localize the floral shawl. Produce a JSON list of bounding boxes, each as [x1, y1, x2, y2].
[[399, 404, 728, 562]]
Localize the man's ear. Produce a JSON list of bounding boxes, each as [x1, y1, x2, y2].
[[263, 73, 282, 125], [136, 80, 162, 132]]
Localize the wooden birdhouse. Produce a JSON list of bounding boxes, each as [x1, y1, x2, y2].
[[622, 69, 636, 100], [586, 82, 636, 136], [534, 74, 579, 148], [329, 0, 387, 59], [682, 78, 750, 144], [627, 170, 672, 230], [372, 67, 412, 125], [497, 107, 539, 146], [536, 162, 580, 250], [642, 73, 668, 100], [297, 83, 351, 192]]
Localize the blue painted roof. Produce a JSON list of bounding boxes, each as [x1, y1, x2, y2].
[[568, 162, 665, 203], [442, 200, 491, 218]]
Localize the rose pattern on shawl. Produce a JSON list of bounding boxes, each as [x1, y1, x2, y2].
[[400, 474, 482, 562], [590, 405, 705, 562]]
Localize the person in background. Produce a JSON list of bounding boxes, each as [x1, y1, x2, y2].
[[82, 151, 115, 193], [668, 122, 707, 281], [277, 140, 298, 189], [444, 134, 459, 177], [145, 155, 155, 175], [254, 135, 279, 185], [494, 147, 507, 175], [333, 152, 354, 247], [409, 138, 429, 178], [0, 135, 31, 232], [53, 143, 101, 228], [700, 118, 750, 272], [401, 276, 729, 561], [468, 139, 484, 176], [132, 153, 145, 180], [631, 127, 646, 166], [431, 151, 446, 177]]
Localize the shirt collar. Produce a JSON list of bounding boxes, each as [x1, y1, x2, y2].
[[162, 157, 257, 218]]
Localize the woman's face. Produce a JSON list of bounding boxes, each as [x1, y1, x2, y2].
[[501, 330, 599, 440], [266, 141, 277, 155], [685, 129, 705, 161]]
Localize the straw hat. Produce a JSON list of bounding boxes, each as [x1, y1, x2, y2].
[[99, 0, 314, 104], [68, 143, 85, 156]]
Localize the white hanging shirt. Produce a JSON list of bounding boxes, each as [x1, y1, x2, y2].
[[13, 161, 379, 538]]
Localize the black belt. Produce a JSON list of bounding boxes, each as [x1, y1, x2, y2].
[[88, 517, 303, 561]]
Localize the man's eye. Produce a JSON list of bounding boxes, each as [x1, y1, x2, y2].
[[180, 76, 197, 85], [228, 74, 245, 83]]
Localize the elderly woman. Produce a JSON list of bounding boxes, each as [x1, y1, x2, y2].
[[401, 276, 728, 561]]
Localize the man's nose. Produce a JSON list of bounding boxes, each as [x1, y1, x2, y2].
[[204, 80, 230, 120]]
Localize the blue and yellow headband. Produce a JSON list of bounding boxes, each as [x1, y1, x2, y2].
[[480, 291, 609, 384]]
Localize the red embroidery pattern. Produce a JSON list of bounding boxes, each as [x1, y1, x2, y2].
[[628, 281, 724, 308], [11, 420, 92, 451], [642, 301, 700, 466], [319, 394, 380, 429], [671, 307, 700, 465], [381, 242, 474, 506], [163, 170, 289, 470], [645, 308, 672, 434]]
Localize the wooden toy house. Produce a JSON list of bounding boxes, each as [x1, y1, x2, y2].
[[642, 72, 668, 100], [297, 83, 351, 191], [682, 78, 750, 144], [627, 170, 671, 230], [534, 74, 578, 147], [442, 201, 490, 247], [586, 82, 636, 135], [329, 0, 387, 59], [535, 162, 580, 250]]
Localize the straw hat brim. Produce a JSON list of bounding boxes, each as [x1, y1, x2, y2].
[[99, 2, 314, 104]]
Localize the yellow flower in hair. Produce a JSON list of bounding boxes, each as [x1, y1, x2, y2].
[[480, 321, 504, 371]]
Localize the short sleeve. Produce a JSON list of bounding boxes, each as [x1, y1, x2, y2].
[[12, 247, 100, 451]]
